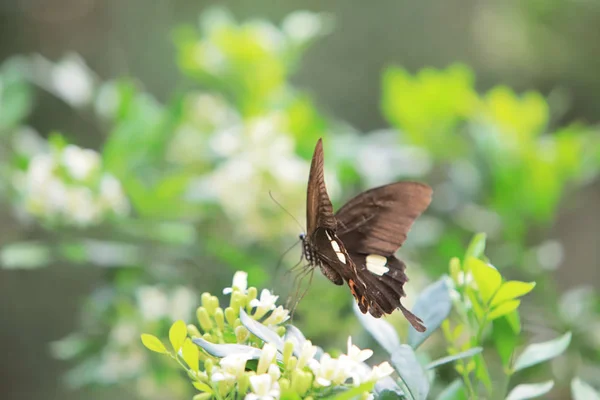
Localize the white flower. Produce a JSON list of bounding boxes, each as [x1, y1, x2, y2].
[[296, 340, 318, 369], [136, 286, 169, 321], [245, 373, 280, 400], [99, 173, 129, 216], [211, 354, 250, 382], [257, 343, 278, 374], [51, 54, 94, 107], [310, 353, 353, 387], [262, 306, 290, 326], [368, 362, 395, 381], [267, 364, 281, 382], [346, 336, 373, 363], [67, 187, 101, 226], [250, 289, 278, 310], [223, 271, 248, 294], [62, 145, 101, 181]]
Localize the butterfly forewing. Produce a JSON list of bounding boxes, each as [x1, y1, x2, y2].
[[306, 138, 336, 236]]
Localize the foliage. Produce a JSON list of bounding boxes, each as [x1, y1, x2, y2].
[[0, 5, 599, 400]]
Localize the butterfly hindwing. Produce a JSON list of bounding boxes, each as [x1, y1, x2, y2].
[[347, 253, 425, 332], [335, 182, 432, 255]]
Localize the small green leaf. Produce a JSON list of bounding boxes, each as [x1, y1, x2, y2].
[[513, 332, 572, 372], [426, 347, 482, 370], [182, 338, 199, 372], [169, 320, 187, 352], [491, 281, 536, 306], [465, 233, 487, 260], [353, 302, 401, 354], [474, 353, 492, 391], [141, 334, 168, 354], [192, 381, 213, 393], [327, 381, 376, 400], [506, 381, 554, 400], [408, 277, 452, 349], [488, 300, 521, 320], [436, 379, 467, 400], [391, 345, 430, 400], [468, 257, 502, 302], [571, 378, 600, 400], [492, 317, 519, 368]]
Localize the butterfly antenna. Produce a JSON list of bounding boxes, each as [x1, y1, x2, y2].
[[268, 191, 305, 232], [273, 238, 302, 282]]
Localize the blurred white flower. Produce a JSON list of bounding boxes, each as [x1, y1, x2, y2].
[[62, 144, 100, 181], [346, 336, 373, 363], [136, 286, 169, 321], [250, 289, 279, 311], [267, 364, 281, 382], [262, 306, 290, 326], [212, 354, 250, 382], [67, 187, 101, 226], [246, 373, 280, 400], [296, 340, 318, 369], [99, 173, 130, 216], [51, 54, 94, 107], [367, 362, 394, 381], [16, 142, 130, 226], [223, 271, 248, 294], [169, 286, 198, 321], [282, 11, 324, 43]]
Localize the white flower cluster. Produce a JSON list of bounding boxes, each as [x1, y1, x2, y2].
[[15, 142, 130, 226], [309, 337, 394, 388]]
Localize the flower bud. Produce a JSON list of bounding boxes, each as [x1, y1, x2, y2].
[[201, 292, 211, 308], [187, 324, 202, 338], [224, 307, 237, 326], [196, 307, 213, 332], [235, 326, 250, 343], [247, 287, 258, 304], [257, 343, 277, 374], [214, 308, 225, 331], [283, 340, 294, 365], [204, 358, 214, 373]]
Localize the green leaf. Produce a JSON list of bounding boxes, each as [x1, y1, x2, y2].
[[492, 317, 519, 368], [506, 381, 554, 400], [353, 302, 401, 354], [488, 300, 521, 320], [408, 277, 452, 349], [182, 338, 199, 372], [391, 345, 429, 400], [169, 320, 187, 352], [571, 378, 600, 400], [192, 381, 213, 393], [468, 257, 502, 303], [491, 281, 536, 306], [436, 379, 467, 400], [141, 334, 168, 354], [426, 347, 482, 370], [512, 332, 572, 372], [192, 337, 264, 359], [327, 381, 376, 400], [465, 233, 487, 260], [239, 308, 284, 353], [474, 353, 492, 391]]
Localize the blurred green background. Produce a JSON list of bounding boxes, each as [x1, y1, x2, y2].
[[1, 0, 599, 399]]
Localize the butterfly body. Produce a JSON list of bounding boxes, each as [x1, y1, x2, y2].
[[301, 138, 432, 332]]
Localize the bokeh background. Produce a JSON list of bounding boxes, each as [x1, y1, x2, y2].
[[1, 1, 599, 399]]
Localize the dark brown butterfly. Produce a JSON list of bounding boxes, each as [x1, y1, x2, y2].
[[299, 138, 432, 332]]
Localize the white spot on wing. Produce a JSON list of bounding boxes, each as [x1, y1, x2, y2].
[[336, 252, 347, 264], [330, 240, 341, 252], [366, 254, 389, 276]]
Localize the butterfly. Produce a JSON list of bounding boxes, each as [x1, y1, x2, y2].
[[299, 138, 432, 332]]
